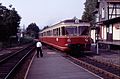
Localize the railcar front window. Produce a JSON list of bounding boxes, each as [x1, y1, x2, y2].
[[65, 26, 77, 36], [78, 26, 89, 35]]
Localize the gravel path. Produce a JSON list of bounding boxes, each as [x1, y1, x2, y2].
[[91, 44, 120, 66]]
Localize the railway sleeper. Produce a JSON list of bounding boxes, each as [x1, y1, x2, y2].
[[88, 57, 120, 71]]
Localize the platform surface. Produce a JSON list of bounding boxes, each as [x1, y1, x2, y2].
[[26, 47, 102, 79]]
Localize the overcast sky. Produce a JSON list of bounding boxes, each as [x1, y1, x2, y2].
[[0, 0, 85, 29]]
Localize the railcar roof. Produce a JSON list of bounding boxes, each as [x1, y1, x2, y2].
[[40, 19, 90, 33], [61, 19, 88, 23]]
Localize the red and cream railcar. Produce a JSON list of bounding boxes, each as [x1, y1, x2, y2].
[[39, 19, 91, 52]]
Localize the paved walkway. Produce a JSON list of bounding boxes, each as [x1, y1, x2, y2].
[[26, 47, 102, 79]]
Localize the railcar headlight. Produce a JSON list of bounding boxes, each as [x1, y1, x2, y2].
[[56, 38, 58, 41], [67, 39, 71, 42], [65, 44, 68, 46], [85, 38, 88, 42]]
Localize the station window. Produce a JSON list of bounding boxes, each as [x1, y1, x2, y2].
[[109, 24, 112, 34], [109, 4, 120, 19], [101, 8, 105, 18]]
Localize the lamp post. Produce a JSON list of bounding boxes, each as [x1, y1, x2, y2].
[[96, 26, 99, 54]]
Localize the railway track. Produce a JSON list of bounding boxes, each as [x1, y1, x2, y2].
[[64, 55, 120, 79], [0, 43, 35, 79]]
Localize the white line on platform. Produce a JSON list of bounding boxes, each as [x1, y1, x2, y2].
[[47, 52, 56, 54], [65, 58, 104, 79]]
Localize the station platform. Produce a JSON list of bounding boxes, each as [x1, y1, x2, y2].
[[26, 46, 102, 79]]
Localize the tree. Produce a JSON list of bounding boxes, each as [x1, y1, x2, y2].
[[82, 0, 97, 26], [42, 26, 49, 30], [0, 4, 21, 42], [26, 23, 40, 38]]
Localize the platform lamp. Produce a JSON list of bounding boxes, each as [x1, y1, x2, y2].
[[96, 26, 100, 54]]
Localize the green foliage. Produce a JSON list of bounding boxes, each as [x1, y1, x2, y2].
[[26, 23, 40, 38], [42, 26, 49, 30], [82, 0, 97, 25], [0, 4, 21, 42]]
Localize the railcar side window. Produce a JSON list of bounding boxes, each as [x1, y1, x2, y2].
[[61, 27, 65, 36], [50, 30, 52, 36], [58, 28, 60, 36], [47, 31, 51, 36], [56, 28, 59, 36], [53, 28, 59, 36], [78, 26, 89, 35]]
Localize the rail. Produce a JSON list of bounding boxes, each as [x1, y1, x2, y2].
[[0, 43, 35, 79]]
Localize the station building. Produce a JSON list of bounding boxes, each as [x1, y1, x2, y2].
[[94, 0, 120, 50]]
